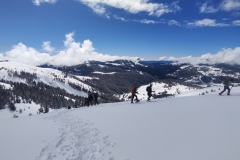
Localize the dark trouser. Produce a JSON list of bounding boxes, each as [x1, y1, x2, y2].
[[147, 92, 152, 100], [89, 100, 93, 106], [219, 86, 231, 95], [84, 98, 89, 106], [131, 94, 138, 103], [94, 98, 99, 105]]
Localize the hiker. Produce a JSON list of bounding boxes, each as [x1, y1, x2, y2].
[[88, 92, 94, 106], [131, 85, 139, 103], [146, 84, 153, 101], [83, 97, 89, 107], [219, 78, 234, 95], [93, 91, 99, 105]]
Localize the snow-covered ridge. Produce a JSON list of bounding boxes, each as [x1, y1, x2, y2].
[[0, 61, 90, 96], [1, 61, 240, 107]]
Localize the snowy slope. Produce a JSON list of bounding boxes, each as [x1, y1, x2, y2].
[[0, 87, 240, 160], [0, 102, 42, 119], [0, 61, 91, 96]]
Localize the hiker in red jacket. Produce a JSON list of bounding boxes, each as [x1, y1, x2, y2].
[[131, 85, 139, 103]]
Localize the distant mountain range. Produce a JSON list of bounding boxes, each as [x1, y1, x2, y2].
[[1, 60, 240, 110]]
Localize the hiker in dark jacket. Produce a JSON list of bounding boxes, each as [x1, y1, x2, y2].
[[84, 97, 89, 107], [131, 85, 139, 103], [219, 78, 234, 95], [93, 91, 99, 105], [88, 92, 94, 106], [146, 84, 153, 101]]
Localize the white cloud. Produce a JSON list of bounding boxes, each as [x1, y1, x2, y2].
[[187, 18, 228, 27], [159, 47, 240, 65], [114, 15, 127, 22], [42, 41, 55, 53], [168, 20, 181, 26], [0, 33, 139, 66], [33, 0, 57, 6], [200, 2, 218, 13], [200, 0, 240, 13], [233, 19, 240, 25], [137, 19, 158, 24], [4, 43, 50, 66], [77, 0, 181, 17], [220, 0, 240, 11], [0, 53, 5, 60]]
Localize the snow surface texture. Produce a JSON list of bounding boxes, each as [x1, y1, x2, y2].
[[1, 86, 240, 160]]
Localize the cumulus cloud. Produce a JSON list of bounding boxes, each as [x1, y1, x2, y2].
[[0, 33, 139, 66], [159, 47, 240, 65], [33, 0, 57, 6], [4, 43, 51, 66], [187, 18, 228, 27], [77, 0, 181, 17], [42, 41, 55, 53]]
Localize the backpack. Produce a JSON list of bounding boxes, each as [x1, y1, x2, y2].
[[88, 94, 93, 100], [223, 79, 229, 85], [131, 87, 136, 94], [146, 86, 150, 92]]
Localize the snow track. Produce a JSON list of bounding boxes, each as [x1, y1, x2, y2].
[[36, 110, 115, 160]]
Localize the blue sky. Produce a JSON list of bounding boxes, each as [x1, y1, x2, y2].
[[0, 0, 240, 66]]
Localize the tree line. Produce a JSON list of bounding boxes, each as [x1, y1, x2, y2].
[[0, 80, 85, 111]]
